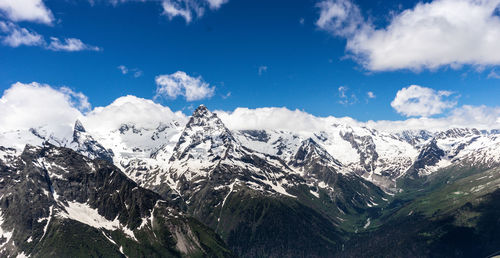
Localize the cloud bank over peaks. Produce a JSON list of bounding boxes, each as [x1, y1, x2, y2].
[[316, 0, 500, 71], [0, 82, 499, 151], [84, 95, 187, 134], [0, 82, 85, 142]]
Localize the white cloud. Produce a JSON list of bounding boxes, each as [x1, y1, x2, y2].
[[0, 0, 54, 24], [0, 23, 101, 52], [0, 82, 188, 149], [162, 0, 196, 23], [216, 104, 500, 133], [59, 87, 91, 113], [47, 37, 101, 52], [0, 82, 84, 141], [316, 0, 364, 36], [0, 21, 44, 47], [367, 105, 500, 132], [367, 91, 376, 99], [215, 107, 339, 132], [391, 85, 457, 117], [161, 0, 228, 23], [206, 0, 228, 9], [316, 0, 500, 71], [258, 66, 268, 76], [118, 65, 128, 74], [0, 82, 498, 151], [338, 86, 357, 105], [155, 71, 215, 101], [84, 95, 187, 133], [117, 65, 143, 78]]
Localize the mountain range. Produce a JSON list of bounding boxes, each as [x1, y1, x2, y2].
[[1, 104, 500, 257]]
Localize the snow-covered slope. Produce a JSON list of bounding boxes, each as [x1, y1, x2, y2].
[[1, 104, 500, 194], [147, 105, 301, 198]]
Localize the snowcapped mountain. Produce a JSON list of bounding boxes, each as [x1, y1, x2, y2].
[[2, 104, 500, 257], [3, 104, 499, 194], [146, 105, 301, 198]]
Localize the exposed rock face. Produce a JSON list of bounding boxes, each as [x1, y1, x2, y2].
[[340, 131, 379, 173], [70, 120, 114, 162], [0, 144, 232, 257], [406, 139, 446, 179]]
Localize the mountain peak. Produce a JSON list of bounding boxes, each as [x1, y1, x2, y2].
[[186, 104, 227, 131], [168, 105, 236, 176], [290, 138, 342, 169], [74, 119, 86, 133], [70, 120, 114, 162], [192, 104, 209, 117]]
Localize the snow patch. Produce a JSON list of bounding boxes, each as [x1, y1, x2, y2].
[[58, 201, 137, 241]]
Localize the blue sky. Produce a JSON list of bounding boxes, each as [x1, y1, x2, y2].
[[1, 0, 500, 123]]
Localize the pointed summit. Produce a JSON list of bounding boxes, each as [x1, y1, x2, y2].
[[170, 105, 234, 166], [193, 104, 208, 115], [186, 104, 226, 130], [71, 120, 114, 162], [74, 119, 86, 133], [290, 138, 342, 169]]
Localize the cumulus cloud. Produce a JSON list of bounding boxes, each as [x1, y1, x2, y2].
[[84, 95, 187, 133], [59, 87, 92, 113], [316, 0, 500, 71], [0, 0, 54, 24], [216, 104, 500, 133], [206, 0, 228, 9], [0, 82, 498, 151], [215, 107, 339, 132], [47, 37, 101, 52], [0, 82, 84, 142], [391, 85, 458, 117], [0, 21, 44, 47], [0, 82, 188, 149], [367, 105, 500, 132], [367, 91, 376, 99], [161, 0, 228, 23], [155, 71, 215, 101]]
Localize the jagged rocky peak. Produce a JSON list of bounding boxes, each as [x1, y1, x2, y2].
[[291, 138, 342, 169], [418, 139, 445, 162], [70, 120, 114, 162], [394, 129, 433, 145], [435, 128, 481, 139], [169, 105, 235, 166], [73, 119, 86, 133], [187, 104, 229, 131], [406, 139, 445, 178]]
